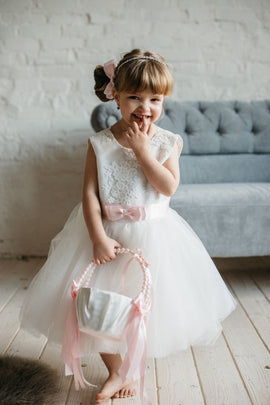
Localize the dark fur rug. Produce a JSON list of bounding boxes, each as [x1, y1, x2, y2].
[[0, 355, 60, 405]]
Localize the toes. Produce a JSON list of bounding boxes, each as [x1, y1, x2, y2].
[[118, 389, 124, 398], [118, 388, 133, 398], [121, 389, 128, 398], [119, 389, 124, 398], [111, 383, 137, 399], [129, 388, 136, 397]]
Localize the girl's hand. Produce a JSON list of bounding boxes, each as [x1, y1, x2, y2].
[[93, 237, 122, 265], [124, 117, 152, 155]]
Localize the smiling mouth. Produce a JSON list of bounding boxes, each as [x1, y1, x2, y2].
[[132, 114, 151, 122]]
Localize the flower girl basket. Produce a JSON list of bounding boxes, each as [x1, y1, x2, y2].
[[61, 247, 153, 403]]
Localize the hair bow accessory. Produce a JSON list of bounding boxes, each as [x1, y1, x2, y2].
[[103, 59, 116, 100]]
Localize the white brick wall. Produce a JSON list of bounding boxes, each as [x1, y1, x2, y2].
[[1, 0, 270, 257]]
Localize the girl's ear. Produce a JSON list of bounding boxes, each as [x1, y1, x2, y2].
[[113, 88, 120, 108]]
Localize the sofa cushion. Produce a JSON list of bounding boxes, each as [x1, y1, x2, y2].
[[91, 100, 270, 155], [180, 154, 270, 183], [170, 183, 270, 257], [159, 100, 270, 155]]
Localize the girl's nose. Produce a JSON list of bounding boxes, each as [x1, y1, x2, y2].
[[139, 100, 150, 111]]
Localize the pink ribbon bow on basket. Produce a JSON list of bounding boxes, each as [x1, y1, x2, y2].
[[103, 59, 116, 100]]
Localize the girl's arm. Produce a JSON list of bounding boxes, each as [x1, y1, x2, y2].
[[135, 144, 180, 197], [124, 120, 180, 196], [82, 140, 121, 264]]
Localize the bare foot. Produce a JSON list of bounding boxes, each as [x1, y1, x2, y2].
[[95, 372, 134, 403], [113, 380, 137, 398]]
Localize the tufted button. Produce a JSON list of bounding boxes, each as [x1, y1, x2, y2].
[[217, 127, 224, 135], [185, 126, 192, 135], [251, 126, 259, 135], [234, 107, 239, 113], [198, 105, 205, 114]]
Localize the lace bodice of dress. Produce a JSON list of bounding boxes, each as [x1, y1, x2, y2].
[[89, 127, 183, 206]]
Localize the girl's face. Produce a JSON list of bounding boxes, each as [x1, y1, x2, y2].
[[114, 89, 164, 130]]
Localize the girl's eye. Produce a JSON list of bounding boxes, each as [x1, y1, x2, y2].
[[152, 98, 162, 102], [129, 96, 139, 100]]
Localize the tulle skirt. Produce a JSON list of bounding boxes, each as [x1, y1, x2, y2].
[[20, 202, 237, 358]]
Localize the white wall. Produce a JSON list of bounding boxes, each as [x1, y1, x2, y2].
[[1, 0, 270, 257]]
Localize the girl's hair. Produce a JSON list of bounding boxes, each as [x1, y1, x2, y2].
[[94, 49, 173, 102]]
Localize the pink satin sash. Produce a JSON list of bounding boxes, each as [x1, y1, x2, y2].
[[102, 201, 169, 222]]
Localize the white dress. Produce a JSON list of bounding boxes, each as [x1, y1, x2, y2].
[[20, 127, 237, 359]]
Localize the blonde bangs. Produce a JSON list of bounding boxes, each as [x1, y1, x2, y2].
[[115, 60, 173, 96]]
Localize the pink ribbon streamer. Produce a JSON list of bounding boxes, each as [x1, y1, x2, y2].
[[103, 59, 116, 100], [102, 202, 146, 222], [119, 292, 152, 404], [61, 298, 97, 390]]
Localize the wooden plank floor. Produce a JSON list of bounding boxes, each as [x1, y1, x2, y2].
[[1, 256, 270, 405]]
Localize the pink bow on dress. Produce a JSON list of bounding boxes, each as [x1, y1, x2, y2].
[[102, 202, 147, 222], [102, 202, 146, 222], [103, 59, 116, 100]]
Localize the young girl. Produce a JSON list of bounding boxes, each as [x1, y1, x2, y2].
[[20, 49, 237, 403]]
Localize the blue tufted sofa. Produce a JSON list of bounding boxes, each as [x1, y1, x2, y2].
[[91, 100, 270, 258]]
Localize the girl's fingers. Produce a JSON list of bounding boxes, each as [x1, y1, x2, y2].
[[95, 256, 108, 265], [114, 243, 122, 253], [94, 239, 122, 265], [131, 121, 139, 132], [141, 116, 148, 133], [124, 129, 132, 139], [111, 244, 121, 259]]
